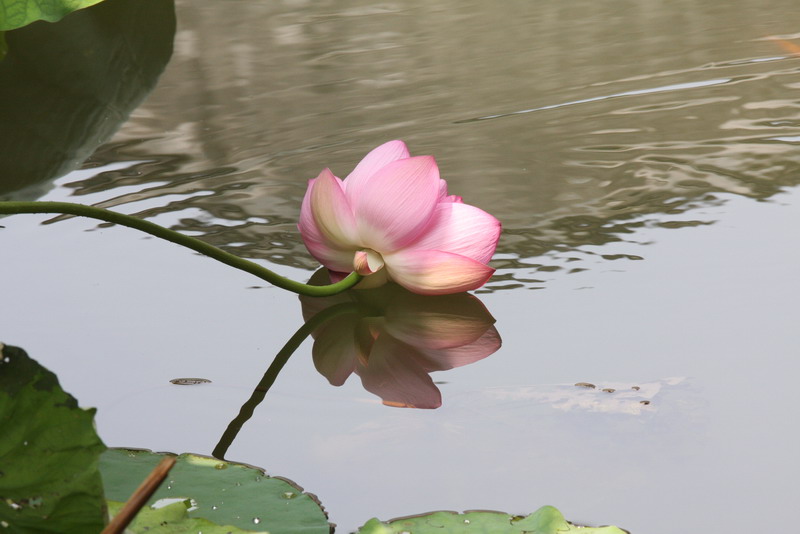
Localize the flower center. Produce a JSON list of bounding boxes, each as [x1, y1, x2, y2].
[[353, 249, 385, 276]]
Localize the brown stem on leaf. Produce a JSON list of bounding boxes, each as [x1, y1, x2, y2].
[[101, 455, 177, 534]]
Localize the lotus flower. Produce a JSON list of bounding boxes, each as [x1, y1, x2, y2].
[[298, 141, 501, 295], [300, 269, 502, 409]]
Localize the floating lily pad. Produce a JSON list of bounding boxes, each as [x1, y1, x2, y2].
[[106, 499, 264, 534], [0, 0, 106, 31], [101, 449, 331, 534], [0, 343, 107, 533], [357, 506, 627, 534]]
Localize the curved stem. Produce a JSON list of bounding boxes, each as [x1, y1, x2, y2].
[[0, 201, 361, 297]]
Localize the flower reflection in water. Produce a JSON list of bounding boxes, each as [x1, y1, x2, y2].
[[300, 269, 501, 409], [213, 270, 500, 458]]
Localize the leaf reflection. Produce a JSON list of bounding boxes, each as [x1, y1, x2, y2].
[[300, 269, 501, 409], [0, 0, 175, 198]]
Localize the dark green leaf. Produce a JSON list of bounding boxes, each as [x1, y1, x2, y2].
[[0, 343, 107, 533]]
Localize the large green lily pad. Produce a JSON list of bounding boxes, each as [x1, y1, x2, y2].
[[357, 506, 627, 534], [0, 343, 107, 533], [101, 449, 331, 534]]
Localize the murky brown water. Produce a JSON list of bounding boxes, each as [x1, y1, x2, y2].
[[2, 0, 800, 532]]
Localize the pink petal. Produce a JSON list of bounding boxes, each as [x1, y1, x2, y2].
[[437, 179, 448, 199], [406, 201, 501, 264], [384, 249, 495, 295], [299, 235, 356, 273], [309, 168, 360, 248], [298, 177, 322, 240], [344, 140, 410, 204], [298, 178, 356, 272], [353, 156, 441, 252]]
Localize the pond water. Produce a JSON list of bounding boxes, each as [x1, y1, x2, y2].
[[2, 0, 800, 532]]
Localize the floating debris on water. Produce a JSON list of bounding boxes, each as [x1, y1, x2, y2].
[[169, 377, 212, 385]]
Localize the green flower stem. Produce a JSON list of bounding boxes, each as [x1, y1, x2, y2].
[[0, 201, 362, 297]]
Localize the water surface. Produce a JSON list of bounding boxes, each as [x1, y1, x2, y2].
[[2, 1, 800, 532]]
